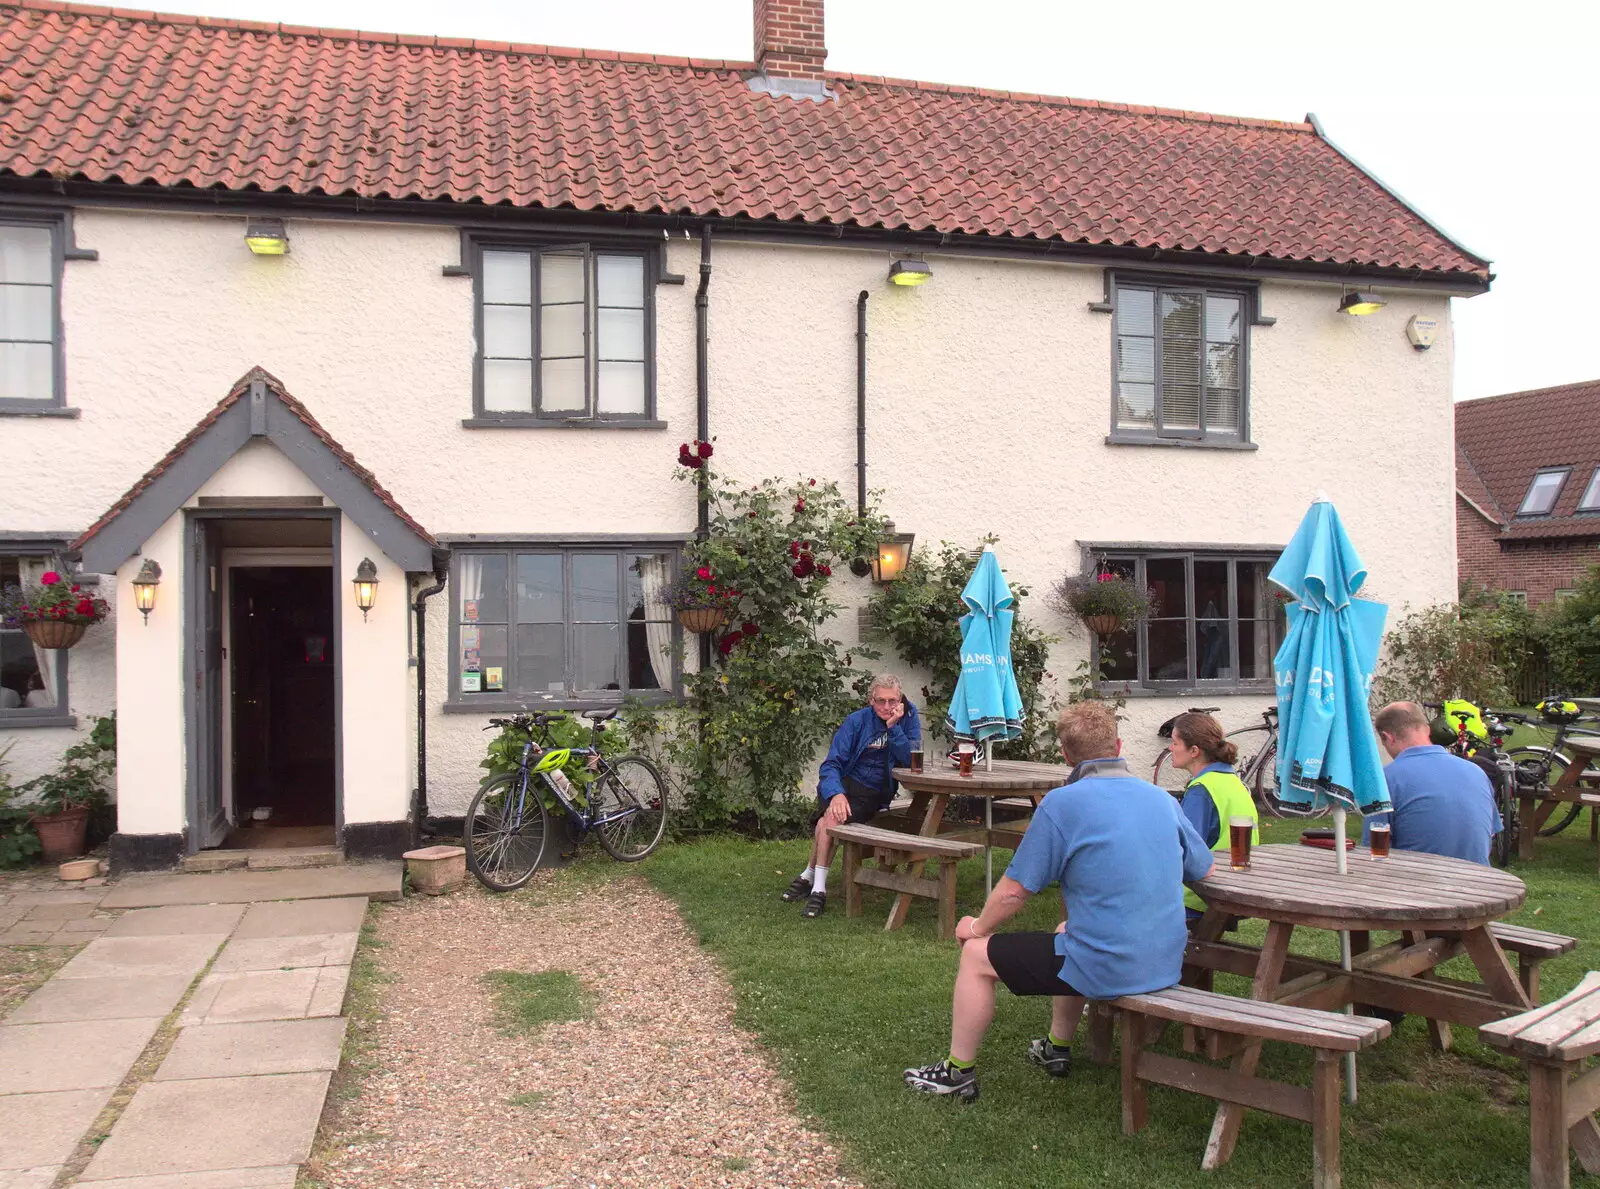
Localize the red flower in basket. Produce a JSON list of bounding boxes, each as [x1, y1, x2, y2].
[[75, 599, 95, 616], [696, 567, 712, 581]]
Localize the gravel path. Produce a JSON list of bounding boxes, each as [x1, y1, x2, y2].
[[310, 872, 865, 1189]]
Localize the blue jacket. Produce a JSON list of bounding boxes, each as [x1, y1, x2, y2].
[[817, 700, 922, 803]]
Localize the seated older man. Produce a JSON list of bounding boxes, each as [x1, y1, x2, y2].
[[1363, 701, 1502, 865], [903, 701, 1213, 1102]]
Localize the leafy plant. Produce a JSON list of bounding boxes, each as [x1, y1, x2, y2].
[[1373, 592, 1532, 709], [1047, 568, 1154, 624], [865, 538, 1061, 760], [1065, 646, 1130, 714], [23, 713, 116, 815], [657, 569, 740, 614], [0, 569, 110, 627], [1536, 563, 1600, 695], [637, 456, 890, 835], [479, 711, 625, 810], [0, 744, 41, 868]]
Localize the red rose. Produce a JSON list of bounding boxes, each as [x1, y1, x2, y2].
[[808, 478, 816, 486], [791, 562, 806, 578], [41, 571, 60, 585], [818, 564, 832, 577], [789, 542, 800, 559], [718, 630, 742, 655], [794, 499, 805, 512], [748, 512, 757, 519], [71, 585, 80, 593], [678, 442, 691, 454], [696, 567, 712, 581], [697, 440, 714, 459], [741, 622, 760, 637], [727, 589, 740, 599]]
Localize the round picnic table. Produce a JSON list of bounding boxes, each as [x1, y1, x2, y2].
[[881, 759, 1069, 929], [1184, 843, 1534, 1168]]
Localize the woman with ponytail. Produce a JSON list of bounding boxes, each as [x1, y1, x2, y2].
[[1167, 712, 1259, 922]]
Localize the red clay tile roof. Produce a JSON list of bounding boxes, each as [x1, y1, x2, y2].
[[1455, 379, 1600, 541], [71, 366, 436, 552], [1455, 448, 1503, 524], [0, 1, 1488, 281]]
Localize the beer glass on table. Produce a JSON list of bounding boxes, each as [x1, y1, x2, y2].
[[908, 747, 924, 774], [1369, 823, 1391, 859], [957, 744, 975, 778], [1228, 816, 1254, 871]]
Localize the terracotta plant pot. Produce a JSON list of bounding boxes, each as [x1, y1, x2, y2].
[[677, 608, 728, 634], [1083, 614, 1121, 636], [32, 805, 89, 862], [23, 620, 87, 650]]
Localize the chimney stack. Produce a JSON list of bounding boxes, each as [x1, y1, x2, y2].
[[754, 0, 827, 80]]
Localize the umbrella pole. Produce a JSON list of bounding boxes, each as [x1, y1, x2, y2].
[[1331, 803, 1358, 1105], [984, 746, 994, 889]]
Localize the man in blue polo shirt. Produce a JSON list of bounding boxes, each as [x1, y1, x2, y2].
[[1362, 701, 1501, 865], [904, 701, 1213, 1102]]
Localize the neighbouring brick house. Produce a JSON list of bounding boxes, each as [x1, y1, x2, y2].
[[1456, 379, 1600, 606], [0, 0, 1489, 871]]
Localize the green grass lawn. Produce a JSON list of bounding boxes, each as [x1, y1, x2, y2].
[[645, 816, 1600, 1189]]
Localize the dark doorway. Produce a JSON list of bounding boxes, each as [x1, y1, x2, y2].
[[229, 567, 336, 829]]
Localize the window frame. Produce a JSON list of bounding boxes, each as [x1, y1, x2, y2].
[[1578, 467, 1600, 513], [1516, 467, 1571, 518], [1105, 273, 1257, 448], [465, 234, 663, 428], [0, 542, 76, 728], [442, 540, 685, 713], [1089, 548, 1284, 696], [0, 214, 68, 415]]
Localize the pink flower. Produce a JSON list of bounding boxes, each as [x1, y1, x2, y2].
[[1097, 572, 1116, 583], [41, 571, 60, 585]]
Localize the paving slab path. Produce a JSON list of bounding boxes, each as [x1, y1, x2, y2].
[[0, 871, 371, 1188]]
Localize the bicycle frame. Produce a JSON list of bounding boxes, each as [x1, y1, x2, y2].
[[515, 741, 641, 836]]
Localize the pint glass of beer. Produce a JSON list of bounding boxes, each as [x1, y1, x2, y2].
[[1369, 823, 1391, 859], [957, 744, 974, 778], [1228, 816, 1254, 871], [909, 747, 924, 774]]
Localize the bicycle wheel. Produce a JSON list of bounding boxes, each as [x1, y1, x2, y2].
[[1507, 746, 1582, 836], [1492, 769, 1516, 868], [463, 774, 550, 891], [1151, 747, 1189, 796], [592, 756, 668, 861]]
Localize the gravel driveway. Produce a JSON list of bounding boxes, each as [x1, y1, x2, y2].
[[309, 870, 864, 1189]]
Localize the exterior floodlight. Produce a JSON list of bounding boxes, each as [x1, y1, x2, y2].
[[1338, 290, 1385, 316], [245, 218, 290, 256], [888, 259, 932, 286]]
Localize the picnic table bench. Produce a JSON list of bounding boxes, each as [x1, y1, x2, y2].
[[1491, 922, 1580, 1002], [826, 822, 980, 939], [1518, 736, 1600, 866], [1480, 971, 1600, 1189], [1114, 985, 1389, 1189]]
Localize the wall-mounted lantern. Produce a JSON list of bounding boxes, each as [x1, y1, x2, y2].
[[131, 558, 161, 625], [871, 523, 915, 583], [245, 217, 290, 256], [888, 259, 932, 287], [352, 558, 379, 622], [1337, 290, 1385, 316]]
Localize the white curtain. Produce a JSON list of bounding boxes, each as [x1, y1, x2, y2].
[[637, 554, 672, 690], [457, 555, 485, 609], [20, 557, 58, 709]]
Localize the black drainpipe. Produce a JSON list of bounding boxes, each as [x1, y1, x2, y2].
[[856, 289, 869, 517], [411, 560, 448, 839], [694, 226, 713, 669]]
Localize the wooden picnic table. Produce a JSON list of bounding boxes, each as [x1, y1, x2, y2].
[[1184, 843, 1553, 1168], [879, 759, 1069, 930], [1517, 735, 1600, 866]]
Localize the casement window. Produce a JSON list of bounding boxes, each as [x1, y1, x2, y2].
[[1578, 467, 1600, 513], [1112, 280, 1249, 444], [447, 545, 680, 708], [1093, 552, 1285, 693], [0, 554, 72, 724], [1517, 468, 1570, 517], [0, 220, 62, 411], [473, 245, 655, 424]]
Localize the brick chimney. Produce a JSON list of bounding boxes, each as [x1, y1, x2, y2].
[[754, 0, 827, 80]]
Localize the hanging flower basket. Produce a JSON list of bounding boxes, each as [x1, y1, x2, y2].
[[677, 608, 729, 634], [1082, 614, 1121, 636], [1048, 568, 1154, 637], [23, 620, 87, 650]]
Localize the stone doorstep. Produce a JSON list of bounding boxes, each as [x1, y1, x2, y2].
[[80, 1072, 331, 1181], [180, 852, 250, 874], [245, 848, 341, 872]]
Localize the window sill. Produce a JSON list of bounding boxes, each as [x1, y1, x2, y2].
[[461, 418, 668, 430], [0, 714, 79, 729], [0, 405, 81, 419], [443, 693, 681, 715], [1099, 684, 1273, 700], [1105, 434, 1257, 452]]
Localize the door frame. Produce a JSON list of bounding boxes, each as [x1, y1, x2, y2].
[[183, 509, 342, 853], [220, 548, 335, 830]]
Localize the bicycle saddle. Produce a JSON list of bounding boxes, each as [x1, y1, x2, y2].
[[584, 707, 619, 723]]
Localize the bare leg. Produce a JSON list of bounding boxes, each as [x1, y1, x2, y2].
[[810, 810, 837, 871], [1051, 995, 1087, 1042], [950, 937, 1002, 1063]]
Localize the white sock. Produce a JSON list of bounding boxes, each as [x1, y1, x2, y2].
[[812, 866, 829, 895], [798, 866, 814, 883]]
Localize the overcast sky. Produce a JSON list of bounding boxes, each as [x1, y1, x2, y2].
[[136, 0, 1598, 401]]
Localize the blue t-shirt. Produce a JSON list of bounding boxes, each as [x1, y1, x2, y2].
[[1361, 745, 1501, 865], [1006, 758, 1214, 999]]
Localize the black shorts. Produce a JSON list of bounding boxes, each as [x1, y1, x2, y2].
[[987, 932, 1083, 997], [817, 777, 888, 825]]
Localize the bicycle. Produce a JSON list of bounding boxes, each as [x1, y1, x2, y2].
[[1423, 701, 1519, 868], [1480, 699, 1600, 838], [463, 708, 669, 891], [1152, 704, 1297, 817]]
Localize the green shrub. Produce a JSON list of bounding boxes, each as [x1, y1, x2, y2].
[[1538, 563, 1600, 695], [1373, 590, 1532, 708], [479, 711, 626, 809], [0, 744, 41, 868]]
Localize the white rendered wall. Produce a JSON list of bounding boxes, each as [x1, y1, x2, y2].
[[338, 516, 412, 826]]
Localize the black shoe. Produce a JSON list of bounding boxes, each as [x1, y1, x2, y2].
[[802, 890, 826, 918], [904, 1058, 979, 1102], [1026, 1038, 1072, 1078], [781, 875, 813, 903]]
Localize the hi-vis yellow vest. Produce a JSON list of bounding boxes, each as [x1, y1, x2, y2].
[[1184, 769, 1259, 913]]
